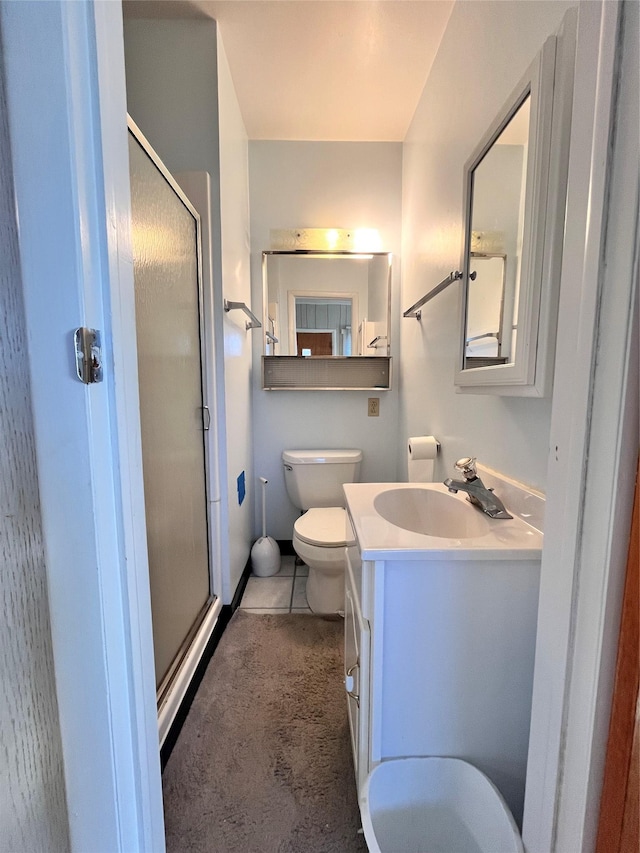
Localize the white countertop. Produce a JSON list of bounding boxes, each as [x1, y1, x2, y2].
[[343, 482, 544, 561]]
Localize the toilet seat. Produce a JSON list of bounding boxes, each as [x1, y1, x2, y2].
[[294, 507, 347, 547]]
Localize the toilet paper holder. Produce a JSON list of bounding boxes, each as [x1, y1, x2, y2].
[[408, 437, 440, 454], [407, 436, 440, 483]]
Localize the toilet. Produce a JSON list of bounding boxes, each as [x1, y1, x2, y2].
[[360, 757, 524, 853], [282, 448, 362, 613]]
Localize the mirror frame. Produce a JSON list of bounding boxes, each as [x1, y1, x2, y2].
[[455, 35, 566, 396]]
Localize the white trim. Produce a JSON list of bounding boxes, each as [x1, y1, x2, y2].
[[158, 597, 223, 746], [1, 1, 165, 849], [93, 4, 166, 848], [554, 0, 638, 847], [523, 2, 637, 851]]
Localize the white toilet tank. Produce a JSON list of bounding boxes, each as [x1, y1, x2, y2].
[[282, 449, 362, 510]]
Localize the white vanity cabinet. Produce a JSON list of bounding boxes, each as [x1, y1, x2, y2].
[[343, 485, 543, 826]]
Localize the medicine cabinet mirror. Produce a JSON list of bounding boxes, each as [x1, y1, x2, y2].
[[456, 33, 571, 396], [263, 251, 391, 358]]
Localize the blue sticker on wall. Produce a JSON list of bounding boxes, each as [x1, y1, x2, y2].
[[237, 471, 246, 506]]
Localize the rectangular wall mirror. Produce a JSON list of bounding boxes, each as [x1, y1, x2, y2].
[[456, 31, 572, 396], [263, 251, 392, 358]]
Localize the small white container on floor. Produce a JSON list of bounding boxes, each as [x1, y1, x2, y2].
[[250, 535, 281, 577], [360, 757, 524, 853]]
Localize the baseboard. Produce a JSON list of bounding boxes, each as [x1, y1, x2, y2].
[[277, 539, 295, 556], [231, 556, 253, 610], [160, 554, 253, 770], [158, 599, 222, 748], [160, 607, 228, 770]]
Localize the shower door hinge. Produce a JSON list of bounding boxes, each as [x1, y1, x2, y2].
[[74, 327, 103, 384]]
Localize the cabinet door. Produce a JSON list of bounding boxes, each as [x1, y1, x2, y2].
[[345, 558, 371, 794]]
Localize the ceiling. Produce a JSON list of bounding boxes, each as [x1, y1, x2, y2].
[[122, 1, 454, 141]]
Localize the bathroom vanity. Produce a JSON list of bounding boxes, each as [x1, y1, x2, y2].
[[343, 473, 544, 825]]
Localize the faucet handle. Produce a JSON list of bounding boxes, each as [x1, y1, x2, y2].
[[454, 456, 477, 480]]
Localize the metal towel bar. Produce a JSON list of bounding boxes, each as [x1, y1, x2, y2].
[[466, 331, 499, 344], [367, 335, 387, 348], [224, 299, 262, 330], [403, 270, 475, 321], [265, 331, 279, 344]]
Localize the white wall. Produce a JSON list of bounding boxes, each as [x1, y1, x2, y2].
[[400, 0, 576, 490], [250, 142, 402, 539], [0, 47, 69, 852], [216, 30, 253, 597], [123, 19, 253, 601]]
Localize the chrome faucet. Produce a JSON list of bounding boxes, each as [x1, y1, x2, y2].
[[444, 457, 513, 519]]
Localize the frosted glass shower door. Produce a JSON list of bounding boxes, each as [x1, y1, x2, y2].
[[128, 128, 212, 692]]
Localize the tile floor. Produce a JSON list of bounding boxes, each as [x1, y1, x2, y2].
[[239, 554, 312, 614]]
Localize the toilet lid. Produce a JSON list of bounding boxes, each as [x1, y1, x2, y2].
[[294, 507, 348, 547]]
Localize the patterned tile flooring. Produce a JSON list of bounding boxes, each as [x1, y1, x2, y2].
[[239, 555, 312, 614]]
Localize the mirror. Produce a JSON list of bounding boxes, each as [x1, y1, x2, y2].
[[465, 92, 530, 369], [263, 252, 391, 357], [456, 35, 564, 396]]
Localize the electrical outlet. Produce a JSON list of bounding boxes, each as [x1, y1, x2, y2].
[[368, 397, 380, 417]]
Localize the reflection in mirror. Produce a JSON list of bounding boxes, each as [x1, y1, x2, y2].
[[463, 94, 530, 370], [289, 293, 355, 356], [465, 254, 507, 364], [263, 252, 391, 357]]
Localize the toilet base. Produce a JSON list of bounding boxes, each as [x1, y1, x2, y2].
[[292, 532, 345, 614], [305, 566, 344, 614]]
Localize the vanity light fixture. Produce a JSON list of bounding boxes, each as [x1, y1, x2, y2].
[[325, 228, 340, 250], [269, 227, 381, 253], [302, 252, 374, 260]]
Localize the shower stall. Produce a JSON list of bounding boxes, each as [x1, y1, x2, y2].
[[128, 118, 222, 744]]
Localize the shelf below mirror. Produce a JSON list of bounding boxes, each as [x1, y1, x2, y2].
[[262, 356, 392, 391]]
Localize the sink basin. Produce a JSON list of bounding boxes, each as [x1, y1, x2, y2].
[[344, 477, 543, 561], [373, 487, 491, 539]]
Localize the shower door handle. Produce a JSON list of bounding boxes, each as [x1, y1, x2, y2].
[[202, 406, 211, 431]]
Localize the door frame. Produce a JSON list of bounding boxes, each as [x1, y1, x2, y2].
[[523, 2, 639, 851], [1, 2, 164, 849]]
